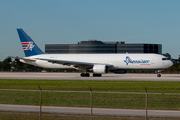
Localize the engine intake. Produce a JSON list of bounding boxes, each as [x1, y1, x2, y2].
[[93, 65, 109, 74]]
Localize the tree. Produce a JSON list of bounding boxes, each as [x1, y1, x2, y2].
[[2, 57, 12, 71], [162, 53, 172, 60], [0, 61, 3, 71], [11, 58, 24, 71]]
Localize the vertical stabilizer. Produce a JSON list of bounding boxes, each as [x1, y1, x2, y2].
[[17, 28, 45, 57]]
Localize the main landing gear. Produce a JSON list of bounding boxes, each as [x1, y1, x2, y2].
[[80, 73, 90, 77], [93, 74, 102, 77], [80, 73, 102, 77]]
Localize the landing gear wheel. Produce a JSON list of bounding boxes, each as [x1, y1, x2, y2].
[[80, 73, 90, 77], [80, 73, 84, 77], [93, 74, 102, 77], [157, 74, 161, 77]]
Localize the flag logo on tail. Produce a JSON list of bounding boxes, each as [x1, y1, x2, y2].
[[21, 42, 35, 51]]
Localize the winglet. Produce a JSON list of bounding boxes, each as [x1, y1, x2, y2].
[[17, 28, 45, 57]]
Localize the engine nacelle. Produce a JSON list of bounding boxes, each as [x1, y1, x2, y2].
[[93, 65, 109, 74]]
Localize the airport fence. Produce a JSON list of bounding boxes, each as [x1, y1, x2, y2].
[[0, 88, 180, 120]]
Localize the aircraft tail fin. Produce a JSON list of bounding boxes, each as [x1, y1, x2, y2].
[[17, 28, 45, 57]]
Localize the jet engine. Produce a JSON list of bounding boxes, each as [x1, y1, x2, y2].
[[93, 64, 109, 74]]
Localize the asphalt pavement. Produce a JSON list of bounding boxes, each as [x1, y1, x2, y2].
[[0, 72, 180, 81], [0, 104, 180, 117]]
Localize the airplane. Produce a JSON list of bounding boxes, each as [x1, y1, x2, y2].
[[9, 28, 173, 77]]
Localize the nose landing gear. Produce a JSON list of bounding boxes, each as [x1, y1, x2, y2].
[[157, 74, 161, 77], [157, 70, 161, 77]]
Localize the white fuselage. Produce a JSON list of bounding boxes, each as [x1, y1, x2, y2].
[[20, 53, 173, 71]]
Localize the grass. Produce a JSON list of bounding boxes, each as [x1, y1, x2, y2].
[[0, 79, 180, 93], [0, 79, 180, 110]]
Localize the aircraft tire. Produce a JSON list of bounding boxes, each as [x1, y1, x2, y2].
[[93, 74, 102, 77], [157, 74, 161, 77], [80, 73, 90, 77], [85, 73, 90, 77]]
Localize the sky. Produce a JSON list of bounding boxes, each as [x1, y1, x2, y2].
[[0, 0, 180, 61]]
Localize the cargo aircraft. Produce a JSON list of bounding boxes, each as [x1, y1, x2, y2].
[[9, 28, 173, 77]]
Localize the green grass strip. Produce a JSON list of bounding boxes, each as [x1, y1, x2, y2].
[[0, 79, 180, 93]]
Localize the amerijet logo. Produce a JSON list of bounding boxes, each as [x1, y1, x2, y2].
[[21, 42, 35, 51], [124, 56, 150, 65]]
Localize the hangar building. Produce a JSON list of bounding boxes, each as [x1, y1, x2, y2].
[[45, 40, 162, 54]]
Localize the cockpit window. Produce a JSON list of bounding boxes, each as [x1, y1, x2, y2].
[[162, 58, 169, 60]]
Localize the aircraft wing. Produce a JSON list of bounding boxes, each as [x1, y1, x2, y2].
[[8, 56, 114, 69], [40, 58, 113, 69]]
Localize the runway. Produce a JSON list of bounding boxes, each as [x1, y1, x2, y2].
[[0, 72, 180, 81], [0, 104, 180, 117]]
